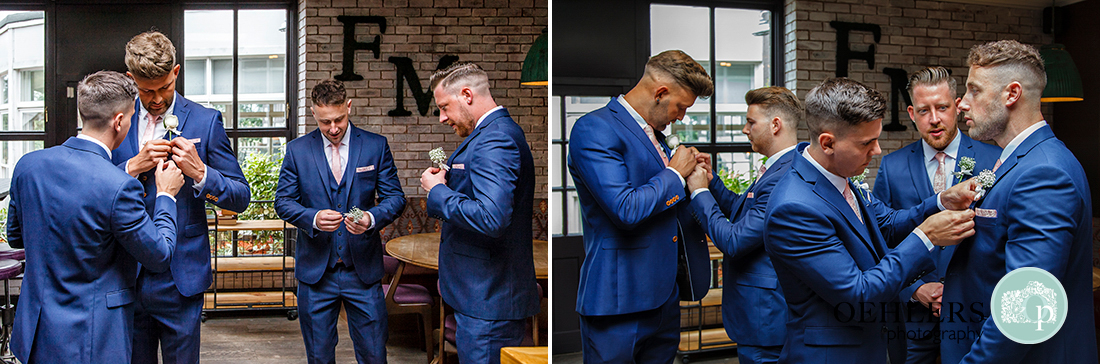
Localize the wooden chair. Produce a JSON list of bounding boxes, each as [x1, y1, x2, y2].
[[384, 261, 435, 363]]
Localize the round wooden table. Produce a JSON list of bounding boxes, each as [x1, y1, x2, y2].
[[385, 232, 548, 279]]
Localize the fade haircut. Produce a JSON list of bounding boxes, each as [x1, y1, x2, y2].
[[125, 31, 176, 79], [78, 71, 138, 131], [644, 50, 714, 98], [907, 66, 957, 100], [311, 79, 347, 107], [967, 40, 1047, 100], [745, 86, 803, 129], [804, 78, 886, 138], [429, 62, 490, 96]]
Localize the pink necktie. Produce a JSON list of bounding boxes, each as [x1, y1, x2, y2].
[[758, 164, 767, 176], [643, 125, 669, 166], [933, 152, 947, 193], [142, 113, 161, 144], [993, 159, 1002, 173], [843, 183, 863, 224], [330, 142, 343, 184]]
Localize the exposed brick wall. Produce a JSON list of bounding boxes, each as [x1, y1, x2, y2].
[[297, 0, 548, 198], [783, 0, 1052, 186]]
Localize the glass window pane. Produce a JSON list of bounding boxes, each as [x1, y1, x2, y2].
[[184, 59, 206, 97], [2, 74, 8, 104], [238, 102, 286, 128], [565, 96, 608, 139], [210, 102, 234, 127], [550, 191, 562, 235], [238, 9, 286, 99], [211, 59, 232, 95], [551, 143, 562, 188], [21, 111, 42, 131], [567, 191, 583, 235], [551, 96, 560, 140], [236, 136, 286, 222], [716, 113, 748, 143], [0, 140, 43, 181], [20, 70, 43, 102], [715, 151, 764, 194]]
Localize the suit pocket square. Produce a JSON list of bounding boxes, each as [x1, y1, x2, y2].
[[188, 138, 201, 144], [975, 208, 997, 218], [356, 165, 375, 173], [746, 192, 754, 199], [452, 163, 465, 170]]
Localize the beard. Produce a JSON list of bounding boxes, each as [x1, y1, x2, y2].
[[966, 105, 1008, 142], [923, 126, 957, 150]]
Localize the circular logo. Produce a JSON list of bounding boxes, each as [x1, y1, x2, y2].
[[990, 267, 1068, 344]]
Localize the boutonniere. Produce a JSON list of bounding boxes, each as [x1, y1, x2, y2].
[[164, 114, 180, 139], [344, 206, 364, 223], [953, 156, 975, 181], [666, 134, 681, 151], [973, 169, 996, 200], [429, 147, 450, 171], [850, 168, 871, 201]]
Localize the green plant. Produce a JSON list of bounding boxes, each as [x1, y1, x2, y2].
[[718, 169, 753, 194], [211, 151, 284, 256]]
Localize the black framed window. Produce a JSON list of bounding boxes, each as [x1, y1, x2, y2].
[[0, 11, 45, 183]]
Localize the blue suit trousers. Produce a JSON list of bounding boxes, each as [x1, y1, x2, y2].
[[298, 264, 387, 364], [132, 269, 204, 364], [579, 288, 680, 364]]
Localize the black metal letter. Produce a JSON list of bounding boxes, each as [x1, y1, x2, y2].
[[388, 55, 460, 117], [882, 67, 911, 131], [829, 21, 881, 77], [335, 16, 387, 82]]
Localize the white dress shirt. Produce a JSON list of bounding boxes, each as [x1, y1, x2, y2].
[[998, 120, 1047, 164], [922, 130, 961, 189], [313, 129, 375, 231], [136, 94, 209, 191]]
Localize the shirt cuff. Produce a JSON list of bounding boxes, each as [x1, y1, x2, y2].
[[312, 210, 321, 232], [913, 228, 934, 251], [156, 192, 177, 203], [936, 192, 946, 211], [192, 164, 209, 191], [365, 211, 376, 230], [666, 166, 686, 188], [691, 188, 709, 199]]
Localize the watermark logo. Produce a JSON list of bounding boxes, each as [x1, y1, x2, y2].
[[991, 267, 1067, 344]]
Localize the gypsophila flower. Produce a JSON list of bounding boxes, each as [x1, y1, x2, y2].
[[850, 168, 871, 200], [953, 156, 976, 180], [344, 206, 364, 223], [974, 169, 996, 200], [429, 147, 450, 171]]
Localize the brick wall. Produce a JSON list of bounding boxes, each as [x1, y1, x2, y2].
[[783, 0, 1052, 186], [296, 0, 548, 198]]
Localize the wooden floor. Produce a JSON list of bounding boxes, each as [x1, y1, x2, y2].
[[199, 312, 432, 364]]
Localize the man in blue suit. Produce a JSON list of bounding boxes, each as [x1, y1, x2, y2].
[[568, 50, 714, 363], [686, 86, 803, 364], [939, 40, 1097, 364], [112, 31, 252, 364], [419, 62, 538, 364], [764, 78, 981, 364], [276, 79, 406, 363], [872, 66, 1001, 364], [8, 71, 184, 363]]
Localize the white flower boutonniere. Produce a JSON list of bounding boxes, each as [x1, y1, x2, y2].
[[666, 134, 681, 151], [429, 147, 450, 171], [344, 206, 364, 223], [164, 114, 180, 139], [974, 169, 996, 200], [850, 168, 871, 201], [953, 156, 975, 181]]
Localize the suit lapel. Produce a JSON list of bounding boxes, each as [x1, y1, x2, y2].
[[907, 145, 935, 197], [797, 159, 876, 255], [954, 135, 976, 184], [127, 101, 142, 153], [172, 93, 191, 139], [340, 127, 364, 206], [608, 98, 666, 168], [990, 125, 1054, 189], [309, 131, 336, 206]]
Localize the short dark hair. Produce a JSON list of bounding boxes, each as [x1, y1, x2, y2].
[[907, 66, 957, 100], [311, 79, 346, 106], [745, 86, 803, 129], [78, 71, 138, 131], [429, 62, 489, 95], [804, 78, 886, 137], [967, 40, 1047, 99], [645, 50, 714, 98]]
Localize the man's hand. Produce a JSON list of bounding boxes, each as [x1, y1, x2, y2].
[[154, 160, 185, 196], [421, 167, 446, 193], [344, 213, 373, 235], [686, 164, 712, 191], [170, 137, 206, 182], [315, 209, 343, 232], [918, 209, 976, 246], [668, 146, 699, 178], [940, 178, 981, 210], [127, 139, 172, 177], [912, 282, 944, 309]]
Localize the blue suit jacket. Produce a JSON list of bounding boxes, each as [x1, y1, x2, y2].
[[426, 108, 539, 321], [275, 126, 406, 286], [940, 125, 1097, 364], [111, 93, 251, 297], [688, 143, 803, 346], [569, 97, 711, 316], [764, 144, 940, 364], [8, 137, 177, 363], [873, 133, 1000, 319]]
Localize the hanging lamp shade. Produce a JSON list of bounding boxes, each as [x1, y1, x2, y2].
[[1040, 43, 1083, 102], [520, 28, 547, 86]]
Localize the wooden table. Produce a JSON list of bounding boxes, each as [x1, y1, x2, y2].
[[385, 232, 548, 279], [500, 347, 547, 364]]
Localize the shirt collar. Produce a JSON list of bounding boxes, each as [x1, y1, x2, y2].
[[765, 145, 797, 170], [322, 126, 352, 148], [475, 105, 505, 130], [617, 96, 649, 132], [999, 120, 1047, 163], [76, 134, 111, 159], [922, 129, 962, 162], [137, 92, 178, 122], [802, 147, 849, 195]]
